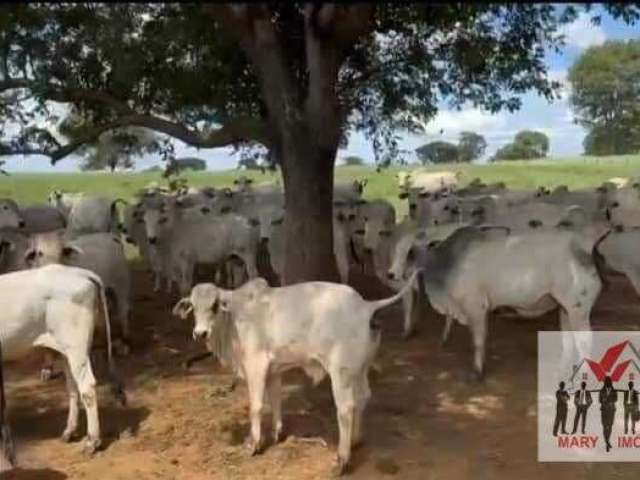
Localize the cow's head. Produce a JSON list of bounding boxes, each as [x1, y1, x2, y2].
[[173, 282, 245, 342], [0, 198, 25, 230], [23, 231, 83, 268]]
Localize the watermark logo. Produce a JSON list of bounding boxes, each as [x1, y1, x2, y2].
[[539, 332, 640, 461]]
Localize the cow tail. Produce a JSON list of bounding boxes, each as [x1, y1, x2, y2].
[[90, 276, 127, 407], [0, 341, 16, 468], [592, 229, 613, 292]]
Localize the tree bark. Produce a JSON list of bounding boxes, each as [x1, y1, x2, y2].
[[279, 133, 340, 284]]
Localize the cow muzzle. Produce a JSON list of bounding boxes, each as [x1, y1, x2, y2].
[[193, 329, 209, 341]]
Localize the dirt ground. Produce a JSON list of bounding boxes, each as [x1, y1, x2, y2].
[[4, 265, 640, 480]]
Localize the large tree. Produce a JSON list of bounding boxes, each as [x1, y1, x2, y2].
[[415, 141, 459, 164], [1, 4, 639, 283], [491, 129, 550, 161], [458, 131, 487, 162], [568, 39, 640, 155]]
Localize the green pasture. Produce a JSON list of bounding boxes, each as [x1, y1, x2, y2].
[[2, 154, 640, 222]]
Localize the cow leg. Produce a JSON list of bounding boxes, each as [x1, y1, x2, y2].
[[267, 374, 284, 443], [40, 350, 57, 382], [241, 251, 259, 279], [467, 312, 488, 382], [440, 316, 454, 348], [352, 372, 371, 450], [401, 288, 415, 340], [244, 356, 269, 455], [61, 360, 80, 443], [329, 370, 356, 476], [66, 354, 101, 454]]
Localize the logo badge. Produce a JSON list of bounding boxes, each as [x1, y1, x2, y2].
[[539, 332, 640, 461]]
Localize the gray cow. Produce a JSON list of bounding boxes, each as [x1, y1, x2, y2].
[[410, 225, 604, 380]]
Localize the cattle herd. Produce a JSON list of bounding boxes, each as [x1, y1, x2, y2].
[[0, 169, 640, 474]]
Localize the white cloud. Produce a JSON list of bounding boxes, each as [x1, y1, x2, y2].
[[559, 12, 606, 50], [413, 108, 507, 138]]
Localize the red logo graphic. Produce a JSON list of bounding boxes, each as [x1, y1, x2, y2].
[[586, 341, 632, 381]]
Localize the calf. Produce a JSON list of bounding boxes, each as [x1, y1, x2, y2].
[[173, 272, 418, 475], [0, 264, 125, 453]]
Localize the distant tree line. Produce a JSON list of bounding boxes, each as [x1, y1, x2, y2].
[[415, 131, 488, 164]]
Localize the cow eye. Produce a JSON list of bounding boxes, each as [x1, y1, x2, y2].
[[409, 204, 416, 210], [249, 218, 260, 227], [363, 217, 368, 222], [272, 217, 284, 225], [611, 201, 620, 208], [159, 217, 168, 224], [379, 230, 392, 237], [354, 229, 365, 235], [443, 205, 449, 211]]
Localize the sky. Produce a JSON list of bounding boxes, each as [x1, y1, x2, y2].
[[3, 6, 639, 173]]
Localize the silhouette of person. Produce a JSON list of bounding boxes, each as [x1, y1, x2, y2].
[[599, 376, 618, 452], [553, 381, 570, 436], [623, 381, 639, 435], [572, 381, 592, 434]]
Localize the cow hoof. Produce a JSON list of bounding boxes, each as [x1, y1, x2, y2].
[[332, 456, 350, 477], [82, 437, 101, 456], [466, 370, 484, 384], [273, 427, 286, 444], [61, 430, 77, 443], [244, 436, 264, 456], [40, 368, 54, 382], [401, 329, 416, 341], [351, 439, 365, 451]]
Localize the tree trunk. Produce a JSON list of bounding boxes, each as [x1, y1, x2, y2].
[[280, 135, 339, 285]]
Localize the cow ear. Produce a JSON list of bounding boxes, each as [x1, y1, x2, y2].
[[172, 298, 193, 319], [62, 245, 83, 257]]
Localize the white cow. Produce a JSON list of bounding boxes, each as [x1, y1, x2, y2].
[[49, 191, 125, 237], [24, 232, 132, 345], [172, 271, 418, 475], [0, 264, 126, 453], [397, 170, 461, 193]]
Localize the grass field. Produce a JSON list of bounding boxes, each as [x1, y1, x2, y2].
[[2, 154, 640, 220]]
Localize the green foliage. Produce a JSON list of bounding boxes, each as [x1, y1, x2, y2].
[[4, 4, 639, 163], [491, 130, 549, 161], [569, 39, 640, 155], [457, 131, 487, 162], [342, 156, 366, 166], [60, 113, 158, 171], [175, 157, 206, 171], [415, 141, 460, 164]]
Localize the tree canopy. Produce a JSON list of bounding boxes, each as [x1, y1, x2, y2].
[[568, 39, 640, 155], [457, 131, 487, 162], [415, 141, 459, 164], [341, 155, 366, 166], [491, 129, 550, 161]]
